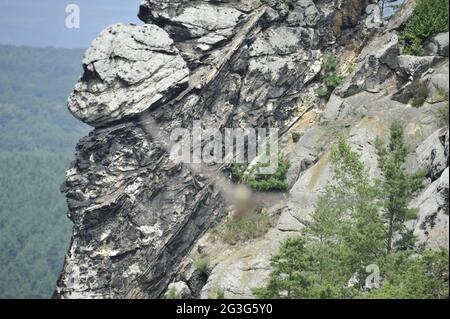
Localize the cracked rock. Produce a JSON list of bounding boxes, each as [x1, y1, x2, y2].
[[68, 23, 189, 127]]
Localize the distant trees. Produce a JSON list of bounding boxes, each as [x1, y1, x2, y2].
[[254, 122, 447, 299], [0, 45, 87, 298], [232, 154, 291, 191], [365, 249, 449, 299]]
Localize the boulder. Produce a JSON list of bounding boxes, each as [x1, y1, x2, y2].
[[68, 24, 189, 127], [397, 55, 438, 80], [427, 61, 450, 103], [337, 32, 399, 97], [138, 0, 250, 61], [365, 4, 383, 29], [425, 32, 449, 57], [286, 0, 320, 27]]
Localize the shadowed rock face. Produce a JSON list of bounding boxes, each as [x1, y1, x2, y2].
[[56, 0, 448, 299], [57, 123, 225, 298]]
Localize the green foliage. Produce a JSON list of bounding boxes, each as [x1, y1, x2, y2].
[[375, 121, 425, 253], [253, 236, 358, 299], [317, 54, 342, 100], [0, 45, 88, 298], [252, 237, 317, 299], [165, 288, 182, 299], [193, 253, 210, 274], [211, 213, 276, 244], [254, 127, 443, 299], [216, 289, 226, 299], [317, 87, 330, 99], [307, 135, 385, 289], [408, 80, 429, 108], [255, 136, 385, 298], [363, 249, 449, 299], [401, 0, 449, 55], [232, 154, 291, 191], [436, 103, 449, 127]]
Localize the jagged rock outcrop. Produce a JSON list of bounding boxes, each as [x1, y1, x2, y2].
[[56, 0, 449, 299], [68, 24, 189, 127], [416, 128, 449, 181], [410, 128, 449, 249]]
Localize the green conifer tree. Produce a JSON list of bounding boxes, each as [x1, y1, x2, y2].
[[375, 121, 425, 253]]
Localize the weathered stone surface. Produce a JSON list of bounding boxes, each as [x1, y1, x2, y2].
[[286, 0, 320, 27], [397, 55, 438, 80], [336, 0, 372, 29], [54, 123, 225, 299], [391, 81, 415, 104], [425, 32, 450, 57], [364, 3, 383, 29], [140, 1, 245, 39], [58, 1, 347, 298], [416, 128, 449, 181], [410, 167, 449, 250], [286, 127, 323, 187], [427, 60, 450, 103], [337, 32, 399, 97], [410, 126, 449, 249], [68, 24, 189, 127], [138, 0, 253, 65]]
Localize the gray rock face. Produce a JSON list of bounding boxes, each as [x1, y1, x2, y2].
[[365, 4, 383, 29], [427, 60, 450, 103], [409, 127, 449, 250], [54, 122, 225, 298], [397, 55, 439, 80], [286, 0, 320, 27], [195, 88, 441, 298], [68, 24, 189, 127], [410, 167, 449, 250], [56, 0, 449, 300], [425, 32, 450, 57], [337, 32, 399, 97], [416, 128, 449, 181], [138, 0, 252, 65]]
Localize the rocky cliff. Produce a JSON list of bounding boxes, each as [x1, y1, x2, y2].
[[54, 0, 449, 299]]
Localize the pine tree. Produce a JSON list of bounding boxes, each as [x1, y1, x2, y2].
[[304, 135, 385, 289], [252, 237, 316, 299], [375, 121, 425, 254], [364, 249, 449, 299]]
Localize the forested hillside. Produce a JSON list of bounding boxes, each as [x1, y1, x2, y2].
[[0, 45, 88, 298]]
